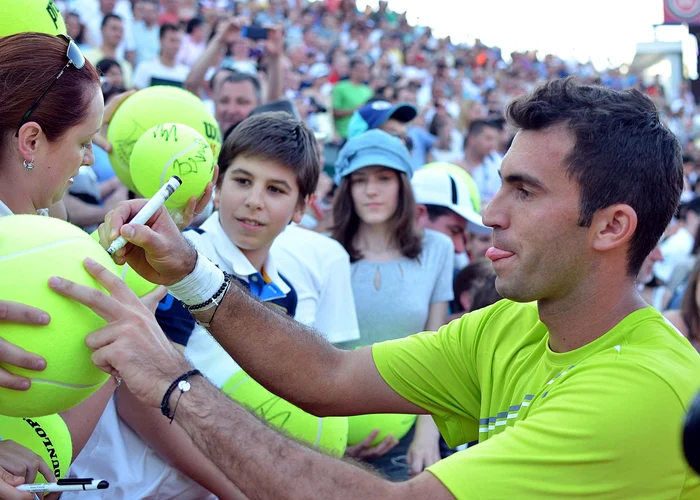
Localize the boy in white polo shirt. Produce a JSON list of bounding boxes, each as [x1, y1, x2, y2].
[[67, 112, 321, 500]]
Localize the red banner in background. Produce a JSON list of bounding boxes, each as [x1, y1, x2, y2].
[[665, 0, 700, 25]]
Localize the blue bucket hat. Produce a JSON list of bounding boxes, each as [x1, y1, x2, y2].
[[347, 100, 418, 139], [334, 129, 414, 185]]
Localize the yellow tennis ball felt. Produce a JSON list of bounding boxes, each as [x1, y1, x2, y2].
[[130, 123, 215, 208], [347, 413, 417, 447], [222, 370, 348, 457], [0, 215, 119, 417], [0, 414, 72, 483], [89, 230, 158, 297], [0, 0, 66, 37], [107, 86, 221, 192]]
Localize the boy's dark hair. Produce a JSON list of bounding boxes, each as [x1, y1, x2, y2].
[[101, 13, 122, 29], [160, 22, 180, 39], [217, 111, 320, 202], [506, 77, 683, 276]]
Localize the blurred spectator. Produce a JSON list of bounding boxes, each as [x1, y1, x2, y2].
[[664, 259, 700, 350], [449, 259, 499, 321], [347, 100, 417, 141], [95, 58, 124, 88], [178, 17, 208, 67], [132, 0, 160, 65], [75, 0, 136, 63], [133, 23, 190, 89], [84, 13, 134, 88], [158, 0, 184, 25], [332, 55, 373, 140], [65, 11, 92, 49], [455, 119, 503, 208]]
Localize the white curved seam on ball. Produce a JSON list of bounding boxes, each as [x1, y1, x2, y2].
[[28, 378, 103, 389], [314, 417, 323, 448], [0, 238, 90, 262], [159, 139, 201, 187]]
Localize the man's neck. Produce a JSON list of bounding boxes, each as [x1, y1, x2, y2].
[[160, 54, 176, 67], [464, 147, 486, 168], [539, 277, 647, 353], [101, 45, 117, 58]]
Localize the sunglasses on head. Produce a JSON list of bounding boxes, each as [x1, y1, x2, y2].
[[15, 34, 86, 137]]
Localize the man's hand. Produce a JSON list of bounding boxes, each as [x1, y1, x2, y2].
[[0, 301, 48, 390], [344, 430, 398, 460], [97, 200, 197, 285], [92, 90, 137, 153], [0, 465, 34, 500], [48, 258, 191, 408], [263, 24, 284, 59], [214, 16, 246, 47]]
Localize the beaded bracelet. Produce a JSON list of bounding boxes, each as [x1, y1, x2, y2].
[[184, 273, 232, 312], [160, 369, 202, 424]]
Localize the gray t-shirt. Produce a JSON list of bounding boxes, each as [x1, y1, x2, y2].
[[342, 229, 454, 348]]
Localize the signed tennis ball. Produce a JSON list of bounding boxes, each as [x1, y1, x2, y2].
[[89, 230, 158, 297], [346, 413, 417, 447], [107, 86, 220, 192], [0, 0, 66, 37], [130, 123, 214, 208], [0, 414, 72, 483], [222, 370, 349, 457], [0, 215, 118, 417]]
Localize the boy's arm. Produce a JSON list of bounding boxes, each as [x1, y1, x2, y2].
[[116, 384, 248, 500]]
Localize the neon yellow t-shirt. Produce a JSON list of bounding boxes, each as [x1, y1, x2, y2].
[[373, 300, 700, 499]]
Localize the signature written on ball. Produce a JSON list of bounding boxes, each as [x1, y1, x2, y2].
[[172, 140, 214, 178]]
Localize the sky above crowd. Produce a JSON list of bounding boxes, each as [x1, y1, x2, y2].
[[362, 0, 689, 70]]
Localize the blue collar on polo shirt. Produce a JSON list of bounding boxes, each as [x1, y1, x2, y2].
[[196, 213, 290, 301]]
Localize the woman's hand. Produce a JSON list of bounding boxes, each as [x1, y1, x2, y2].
[[344, 430, 398, 461], [0, 301, 48, 390], [405, 415, 441, 476], [0, 440, 56, 499]]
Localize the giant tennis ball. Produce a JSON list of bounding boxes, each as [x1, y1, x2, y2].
[[347, 413, 417, 447], [0, 414, 72, 483], [0, 0, 66, 37], [0, 215, 120, 417], [423, 162, 481, 212], [89, 230, 158, 297], [131, 123, 215, 209], [107, 86, 221, 192], [222, 370, 348, 457]]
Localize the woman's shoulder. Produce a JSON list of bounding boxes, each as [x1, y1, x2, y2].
[[663, 309, 690, 338], [421, 228, 454, 257]]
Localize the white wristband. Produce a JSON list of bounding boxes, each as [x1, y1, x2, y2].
[[167, 252, 225, 306]]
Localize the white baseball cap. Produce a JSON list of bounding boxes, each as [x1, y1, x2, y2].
[[412, 168, 491, 235]]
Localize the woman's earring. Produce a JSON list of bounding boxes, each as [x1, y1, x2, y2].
[[23, 159, 34, 171]]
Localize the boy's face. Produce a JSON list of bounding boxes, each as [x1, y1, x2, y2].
[[215, 156, 306, 259]]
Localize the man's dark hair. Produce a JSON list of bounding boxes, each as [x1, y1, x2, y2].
[[159, 22, 180, 39], [466, 119, 500, 142], [217, 111, 320, 202], [424, 204, 454, 221], [186, 17, 203, 35], [220, 71, 262, 105], [349, 56, 367, 69], [506, 77, 683, 276], [101, 13, 122, 29]]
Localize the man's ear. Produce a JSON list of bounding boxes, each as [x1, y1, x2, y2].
[[590, 203, 638, 254], [415, 204, 429, 226]]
